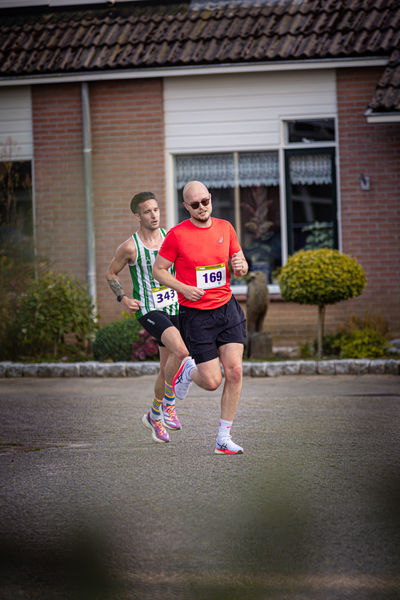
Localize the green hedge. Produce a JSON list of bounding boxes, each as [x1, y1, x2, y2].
[[93, 318, 142, 362]]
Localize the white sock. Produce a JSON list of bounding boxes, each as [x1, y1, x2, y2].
[[185, 358, 196, 380], [218, 418, 233, 442]]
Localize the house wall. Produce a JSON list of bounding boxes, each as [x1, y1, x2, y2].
[[32, 83, 87, 282], [90, 78, 166, 323], [259, 66, 400, 344], [32, 79, 166, 324], [336, 66, 400, 338], [164, 70, 336, 153], [27, 67, 400, 343]]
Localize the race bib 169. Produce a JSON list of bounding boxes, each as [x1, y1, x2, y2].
[[196, 264, 226, 289]]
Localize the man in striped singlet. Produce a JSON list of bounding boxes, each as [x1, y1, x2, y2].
[[106, 191, 190, 444]]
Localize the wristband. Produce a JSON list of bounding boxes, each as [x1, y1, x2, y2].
[[117, 294, 127, 302]]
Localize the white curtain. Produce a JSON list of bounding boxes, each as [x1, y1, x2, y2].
[[239, 152, 279, 187], [175, 152, 280, 189], [289, 154, 332, 186], [175, 154, 234, 189]]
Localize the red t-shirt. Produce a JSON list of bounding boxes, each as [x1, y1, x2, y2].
[[158, 218, 241, 310]]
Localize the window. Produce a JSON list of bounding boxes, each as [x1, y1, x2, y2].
[[285, 148, 337, 253], [173, 119, 338, 285], [284, 118, 338, 254], [0, 159, 33, 252], [175, 152, 281, 283], [286, 118, 335, 144]]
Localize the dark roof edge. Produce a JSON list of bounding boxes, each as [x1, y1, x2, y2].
[[0, 56, 389, 87], [365, 108, 400, 122]]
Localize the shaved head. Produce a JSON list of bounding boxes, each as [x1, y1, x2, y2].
[[183, 181, 209, 203]]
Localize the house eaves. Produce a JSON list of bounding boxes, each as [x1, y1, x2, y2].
[[0, 55, 390, 86], [365, 108, 400, 123]]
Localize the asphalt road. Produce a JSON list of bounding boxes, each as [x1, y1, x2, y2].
[[0, 374, 400, 600]]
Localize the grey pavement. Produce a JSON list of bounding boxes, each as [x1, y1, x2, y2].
[[0, 375, 400, 600]]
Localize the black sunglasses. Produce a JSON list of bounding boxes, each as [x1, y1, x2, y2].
[[185, 197, 210, 210]]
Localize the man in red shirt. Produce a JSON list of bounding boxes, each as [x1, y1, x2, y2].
[[153, 180, 248, 455]]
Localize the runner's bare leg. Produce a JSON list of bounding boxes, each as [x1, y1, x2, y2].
[[189, 343, 243, 419], [154, 346, 170, 399], [190, 357, 222, 391], [161, 326, 189, 385], [218, 343, 244, 421]]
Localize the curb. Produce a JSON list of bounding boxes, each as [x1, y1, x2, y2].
[[1, 359, 399, 378]]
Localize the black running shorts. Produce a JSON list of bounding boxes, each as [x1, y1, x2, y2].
[[178, 295, 246, 365], [137, 311, 179, 347]]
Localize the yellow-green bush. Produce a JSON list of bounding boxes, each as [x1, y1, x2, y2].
[[339, 329, 389, 359], [279, 249, 366, 307]]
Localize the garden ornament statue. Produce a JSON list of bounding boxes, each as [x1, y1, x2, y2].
[[246, 270, 273, 359]]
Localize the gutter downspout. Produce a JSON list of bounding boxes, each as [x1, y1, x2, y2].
[[81, 82, 97, 311]]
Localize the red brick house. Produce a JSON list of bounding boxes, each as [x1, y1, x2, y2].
[[0, 0, 399, 343]]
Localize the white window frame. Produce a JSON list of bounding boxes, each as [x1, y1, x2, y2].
[[164, 114, 340, 295], [280, 115, 341, 257]]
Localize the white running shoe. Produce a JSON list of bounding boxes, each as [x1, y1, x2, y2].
[[215, 435, 244, 455], [173, 356, 195, 400]]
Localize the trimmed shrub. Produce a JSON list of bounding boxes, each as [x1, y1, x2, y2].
[[280, 249, 366, 359], [279, 249, 366, 307], [19, 270, 97, 358], [93, 318, 142, 362]]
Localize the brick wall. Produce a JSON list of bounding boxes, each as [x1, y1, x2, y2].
[[336, 67, 400, 338], [90, 79, 166, 323], [32, 79, 166, 325], [239, 296, 380, 347], [32, 83, 87, 282]]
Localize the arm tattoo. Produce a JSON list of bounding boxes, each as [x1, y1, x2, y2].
[[107, 277, 124, 297]]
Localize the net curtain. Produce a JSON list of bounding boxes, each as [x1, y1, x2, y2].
[[289, 154, 332, 186], [175, 152, 280, 189], [175, 152, 332, 189]]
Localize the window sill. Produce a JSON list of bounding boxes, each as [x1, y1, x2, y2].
[[232, 284, 283, 301]]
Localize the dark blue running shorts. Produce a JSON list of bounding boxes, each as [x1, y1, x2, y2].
[[178, 295, 246, 365], [137, 311, 179, 347]]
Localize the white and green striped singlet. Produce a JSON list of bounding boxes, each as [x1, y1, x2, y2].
[[129, 229, 178, 319]]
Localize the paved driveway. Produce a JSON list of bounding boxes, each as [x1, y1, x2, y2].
[[1, 375, 399, 599]]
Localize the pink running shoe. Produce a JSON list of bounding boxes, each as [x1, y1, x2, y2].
[[161, 403, 182, 430], [142, 412, 170, 443]]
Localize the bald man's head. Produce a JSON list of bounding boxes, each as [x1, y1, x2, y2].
[[183, 181, 209, 203]]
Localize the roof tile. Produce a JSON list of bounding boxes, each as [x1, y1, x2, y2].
[[295, 32, 320, 57], [0, 0, 400, 111], [241, 35, 257, 59]]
